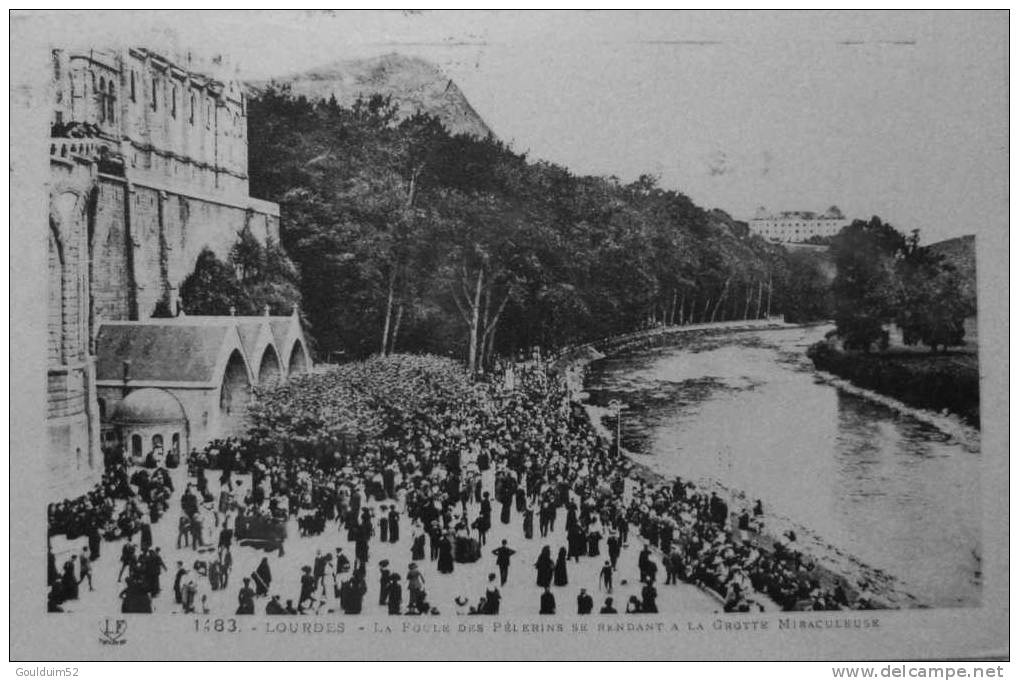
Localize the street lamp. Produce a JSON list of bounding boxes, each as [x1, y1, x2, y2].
[[608, 399, 627, 457]]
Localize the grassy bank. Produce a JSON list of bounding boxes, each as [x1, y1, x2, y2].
[[806, 342, 980, 427]]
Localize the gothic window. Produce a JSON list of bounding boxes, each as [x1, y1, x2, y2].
[[47, 229, 64, 365], [130, 71, 136, 102], [98, 77, 106, 122], [189, 94, 195, 125], [171, 84, 178, 119], [151, 76, 158, 111], [205, 100, 212, 129], [107, 81, 116, 123]]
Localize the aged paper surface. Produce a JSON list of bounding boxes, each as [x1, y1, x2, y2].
[[10, 10, 1008, 661]]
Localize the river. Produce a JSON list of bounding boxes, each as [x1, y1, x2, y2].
[[584, 324, 981, 608]]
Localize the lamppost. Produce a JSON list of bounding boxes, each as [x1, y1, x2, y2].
[[716, 445, 736, 530], [608, 399, 627, 457]]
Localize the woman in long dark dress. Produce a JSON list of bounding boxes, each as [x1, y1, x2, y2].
[[355, 525, 370, 565], [500, 497, 512, 525], [522, 505, 534, 540], [553, 547, 569, 586], [587, 527, 602, 557], [437, 534, 455, 574], [534, 546, 554, 588], [387, 575, 403, 615], [236, 578, 256, 615], [410, 524, 427, 561], [567, 525, 585, 563], [252, 557, 272, 597], [60, 561, 78, 601]]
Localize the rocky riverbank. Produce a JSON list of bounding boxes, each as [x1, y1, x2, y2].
[[806, 341, 980, 428], [556, 321, 925, 610]]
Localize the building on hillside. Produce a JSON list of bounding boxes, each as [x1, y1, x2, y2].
[[749, 206, 847, 243], [46, 46, 304, 499]]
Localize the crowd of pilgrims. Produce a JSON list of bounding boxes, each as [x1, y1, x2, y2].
[[47, 358, 872, 615]]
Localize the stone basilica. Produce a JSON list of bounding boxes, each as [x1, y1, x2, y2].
[[46, 47, 311, 498]]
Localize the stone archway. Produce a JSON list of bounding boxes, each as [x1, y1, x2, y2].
[[219, 349, 251, 436], [288, 340, 308, 376], [48, 222, 64, 365], [258, 344, 282, 386]]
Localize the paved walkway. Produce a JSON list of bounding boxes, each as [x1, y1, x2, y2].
[[51, 465, 722, 617]]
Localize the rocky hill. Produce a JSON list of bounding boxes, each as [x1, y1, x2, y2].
[[927, 234, 976, 306], [252, 53, 493, 139]]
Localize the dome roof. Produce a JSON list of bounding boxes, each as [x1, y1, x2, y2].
[[111, 388, 186, 426]]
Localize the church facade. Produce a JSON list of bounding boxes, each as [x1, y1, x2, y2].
[[46, 47, 305, 498]]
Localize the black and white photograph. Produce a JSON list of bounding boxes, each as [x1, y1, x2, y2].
[[9, 9, 1009, 663]]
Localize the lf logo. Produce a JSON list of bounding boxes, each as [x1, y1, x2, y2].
[[99, 618, 127, 645]]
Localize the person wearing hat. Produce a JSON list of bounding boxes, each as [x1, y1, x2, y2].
[[599, 561, 614, 594], [577, 588, 594, 615], [236, 577, 255, 615], [484, 573, 501, 615], [406, 563, 425, 610], [335, 547, 351, 574], [298, 566, 316, 612], [539, 586, 556, 615], [172, 560, 187, 604], [265, 594, 285, 615], [491, 539, 516, 586]]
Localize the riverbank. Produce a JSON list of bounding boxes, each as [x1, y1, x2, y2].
[[562, 321, 925, 610], [806, 342, 980, 428]]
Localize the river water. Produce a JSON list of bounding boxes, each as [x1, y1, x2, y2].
[[585, 325, 981, 607]]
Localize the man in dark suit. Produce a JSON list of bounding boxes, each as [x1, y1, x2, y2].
[[638, 545, 653, 583], [388, 507, 400, 544], [378, 560, 391, 606], [492, 540, 516, 586], [599, 597, 617, 614], [577, 588, 593, 615], [539, 586, 556, 615], [607, 532, 621, 569], [641, 579, 659, 613]]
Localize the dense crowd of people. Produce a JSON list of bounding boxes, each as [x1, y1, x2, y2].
[[47, 355, 871, 615]]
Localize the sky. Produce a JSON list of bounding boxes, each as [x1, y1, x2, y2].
[[16, 10, 1009, 244]]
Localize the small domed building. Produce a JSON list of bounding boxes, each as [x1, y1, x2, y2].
[[95, 308, 311, 458], [109, 387, 188, 462]]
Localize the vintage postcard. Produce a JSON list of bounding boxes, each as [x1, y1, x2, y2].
[[9, 10, 1009, 661]]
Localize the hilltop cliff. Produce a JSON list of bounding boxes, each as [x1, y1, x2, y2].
[[252, 53, 493, 139], [926, 234, 976, 308]]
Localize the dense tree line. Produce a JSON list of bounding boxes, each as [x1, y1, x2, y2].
[[829, 217, 975, 352], [178, 226, 301, 317], [188, 86, 829, 367]]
